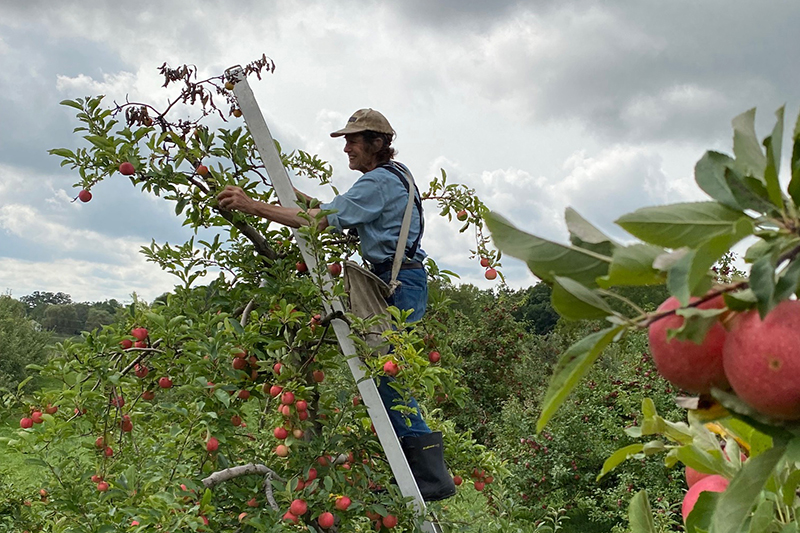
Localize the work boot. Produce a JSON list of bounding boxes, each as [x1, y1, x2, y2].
[[400, 431, 456, 501]]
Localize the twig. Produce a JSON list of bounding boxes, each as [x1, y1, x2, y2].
[[201, 463, 284, 489]]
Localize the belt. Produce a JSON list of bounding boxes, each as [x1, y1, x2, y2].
[[370, 260, 425, 276]]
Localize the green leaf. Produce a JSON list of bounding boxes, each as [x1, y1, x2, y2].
[[201, 488, 213, 507], [669, 307, 726, 344], [565, 207, 617, 256], [774, 258, 800, 303], [686, 491, 720, 533], [788, 110, 800, 204], [725, 167, 778, 214], [485, 212, 611, 287], [551, 276, 615, 320], [723, 289, 757, 312], [709, 445, 786, 533], [750, 254, 778, 318], [628, 490, 657, 533], [536, 326, 622, 431], [616, 202, 750, 249], [695, 151, 741, 210], [762, 106, 785, 208], [597, 444, 645, 481], [747, 500, 775, 533], [667, 218, 754, 303], [597, 244, 666, 288], [731, 108, 767, 180], [59, 99, 84, 110]]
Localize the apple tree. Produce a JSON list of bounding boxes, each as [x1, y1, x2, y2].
[[3, 57, 503, 532], [486, 107, 800, 532]]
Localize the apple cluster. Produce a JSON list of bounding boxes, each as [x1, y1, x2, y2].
[[648, 297, 800, 421]]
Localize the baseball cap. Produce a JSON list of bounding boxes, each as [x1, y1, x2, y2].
[[330, 108, 395, 137]]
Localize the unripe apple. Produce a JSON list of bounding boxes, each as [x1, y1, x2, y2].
[[383, 514, 398, 529], [120, 339, 133, 350], [119, 162, 135, 175], [20, 417, 33, 429], [196, 165, 209, 176], [648, 295, 728, 394], [428, 351, 440, 363], [456, 209, 468, 221], [78, 190, 92, 203], [485, 268, 497, 280], [383, 360, 399, 376], [296, 262, 308, 273], [158, 377, 173, 389], [480, 257, 490, 268], [206, 437, 219, 452], [335, 495, 351, 511], [131, 327, 148, 341], [328, 263, 342, 277], [289, 499, 308, 516], [281, 391, 295, 405], [275, 444, 289, 457], [274, 427, 288, 440], [682, 475, 729, 523], [97, 481, 109, 492], [318, 511, 335, 529], [313, 370, 325, 383], [723, 300, 800, 419]]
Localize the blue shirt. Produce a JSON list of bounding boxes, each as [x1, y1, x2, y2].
[[321, 162, 426, 265]]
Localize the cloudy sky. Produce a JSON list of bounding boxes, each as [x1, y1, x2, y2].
[[1, 1, 798, 303]]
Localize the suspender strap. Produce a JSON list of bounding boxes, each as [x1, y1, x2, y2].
[[380, 162, 424, 262]]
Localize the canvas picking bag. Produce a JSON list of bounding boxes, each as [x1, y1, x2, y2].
[[343, 164, 419, 353]]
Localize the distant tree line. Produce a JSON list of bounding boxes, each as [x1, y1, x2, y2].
[[18, 291, 124, 336]]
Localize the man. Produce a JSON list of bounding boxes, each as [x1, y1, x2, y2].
[[216, 108, 455, 501]]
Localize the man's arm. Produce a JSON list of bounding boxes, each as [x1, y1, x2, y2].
[[217, 186, 329, 230]]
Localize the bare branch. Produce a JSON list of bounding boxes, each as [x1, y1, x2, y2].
[[201, 463, 284, 490]]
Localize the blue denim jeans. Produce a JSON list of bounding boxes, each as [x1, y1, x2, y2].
[[375, 267, 431, 438]]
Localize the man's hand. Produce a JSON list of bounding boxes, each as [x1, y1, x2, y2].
[[217, 186, 255, 214]]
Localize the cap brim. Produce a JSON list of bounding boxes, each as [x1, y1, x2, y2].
[[330, 125, 369, 138]]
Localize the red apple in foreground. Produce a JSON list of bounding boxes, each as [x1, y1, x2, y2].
[[485, 268, 497, 280], [328, 263, 342, 277], [158, 377, 173, 389], [335, 495, 351, 511], [648, 295, 728, 394], [20, 417, 33, 429], [723, 300, 800, 419], [97, 481, 109, 492], [78, 190, 92, 202], [428, 351, 440, 363], [682, 474, 729, 523], [480, 257, 490, 268], [383, 360, 399, 376], [206, 437, 219, 452], [196, 165, 209, 176], [289, 499, 307, 516], [318, 511, 335, 529], [131, 327, 148, 341]]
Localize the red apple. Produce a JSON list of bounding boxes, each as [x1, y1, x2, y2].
[[134, 364, 148, 378], [134, 340, 146, 349], [141, 390, 155, 401], [453, 475, 463, 486], [318, 511, 335, 529], [282, 511, 298, 523], [480, 257, 490, 268], [269, 385, 283, 397], [274, 427, 288, 440], [131, 327, 148, 341], [335, 495, 351, 511], [45, 404, 58, 415], [233, 357, 247, 370], [31, 411, 44, 424], [78, 190, 92, 203], [231, 415, 242, 427], [328, 263, 342, 277], [682, 475, 729, 523], [238, 390, 251, 400], [196, 165, 209, 176], [97, 481, 110, 492], [456, 209, 468, 221], [474, 481, 485, 491], [306, 468, 318, 482], [313, 370, 325, 383], [119, 162, 135, 175], [383, 514, 398, 528], [275, 444, 289, 457], [95, 436, 105, 448], [247, 497, 258, 507], [206, 437, 219, 452], [383, 360, 399, 376], [273, 362, 283, 375], [104, 446, 113, 457], [281, 392, 295, 405], [485, 268, 497, 280], [120, 339, 133, 350], [296, 262, 308, 273], [158, 377, 173, 389], [648, 295, 728, 394], [20, 417, 33, 429], [428, 351, 440, 363], [295, 400, 308, 411], [289, 499, 308, 516]]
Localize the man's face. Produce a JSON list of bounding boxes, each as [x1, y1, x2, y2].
[[343, 133, 378, 173]]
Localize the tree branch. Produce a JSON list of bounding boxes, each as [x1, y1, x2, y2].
[[201, 463, 284, 489]]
